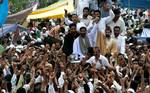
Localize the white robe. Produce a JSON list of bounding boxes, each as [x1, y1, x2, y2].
[[115, 35, 126, 54], [88, 23, 98, 47], [141, 28, 150, 37], [107, 17, 126, 37], [79, 15, 93, 27], [95, 9, 115, 47], [48, 82, 56, 93], [64, 17, 86, 32], [97, 9, 115, 33], [76, 0, 90, 15], [58, 72, 65, 88], [73, 37, 87, 59]]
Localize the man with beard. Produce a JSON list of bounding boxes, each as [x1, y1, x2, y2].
[[94, 7, 115, 55], [62, 24, 79, 56], [114, 26, 126, 55], [79, 7, 92, 27], [73, 26, 91, 60], [104, 26, 117, 56], [107, 8, 126, 37]]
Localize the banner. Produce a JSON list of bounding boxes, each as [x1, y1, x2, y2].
[[0, 24, 28, 37], [6, 3, 38, 24], [27, 0, 74, 19], [0, 0, 8, 27], [31, 0, 68, 15]]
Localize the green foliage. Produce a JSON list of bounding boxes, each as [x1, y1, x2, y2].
[[9, 0, 59, 14]]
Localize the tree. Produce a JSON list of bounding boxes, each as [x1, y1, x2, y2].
[[9, 0, 59, 14]]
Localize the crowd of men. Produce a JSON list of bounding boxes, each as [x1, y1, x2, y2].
[[0, 0, 150, 93]]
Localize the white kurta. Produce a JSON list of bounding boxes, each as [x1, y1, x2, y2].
[[73, 37, 85, 59], [86, 55, 111, 70], [98, 9, 115, 33], [88, 23, 98, 47], [115, 35, 126, 54], [58, 72, 65, 88], [79, 15, 93, 27], [48, 82, 56, 93], [95, 9, 115, 45], [64, 17, 86, 32], [107, 17, 126, 37], [141, 28, 150, 37], [76, 0, 90, 15]]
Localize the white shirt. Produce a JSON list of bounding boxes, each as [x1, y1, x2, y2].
[[91, 9, 115, 47], [48, 81, 56, 93], [87, 81, 94, 93], [23, 84, 30, 92], [115, 35, 126, 54], [107, 17, 126, 37], [88, 23, 98, 47], [86, 55, 111, 70], [94, 9, 115, 45], [79, 15, 93, 27], [141, 28, 150, 37], [111, 80, 122, 93], [73, 37, 85, 59], [35, 75, 43, 84], [16, 45, 24, 52], [98, 9, 115, 33], [76, 0, 90, 15], [58, 72, 65, 88], [115, 65, 123, 77], [3, 66, 11, 77], [40, 31, 49, 39], [64, 18, 86, 32]]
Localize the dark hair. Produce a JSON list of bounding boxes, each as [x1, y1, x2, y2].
[[69, 23, 76, 28], [84, 83, 90, 93], [83, 7, 90, 12], [17, 40, 22, 45], [88, 47, 94, 56], [72, 14, 78, 17], [0, 67, 3, 76], [106, 26, 112, 32], [17, 87, 26, 93], [80, 27, 87, 31], [114, 26, 120, 30], [113, 8, 121, 15], [7, 82, 12, 92], [4, 74, 12, 82], [24, 73, 31, 84], [94, 10, 101, 15], [146, 38, 150, 44], [144, 19, 149, 23], [59, 27, 65, 33], [34, 83, 42, 92]]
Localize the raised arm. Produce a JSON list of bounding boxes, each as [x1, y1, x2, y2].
[[104, 9, 115, 24], [64, 9, 73, 25]]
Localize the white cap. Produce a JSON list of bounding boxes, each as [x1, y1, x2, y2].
[[30, 31, 34, 34], [40, 45, 45, 48], [127, 88, 136, 93], [36, 38, 42, 43], [16, 49, 21, 53], [42, 27, 46, 30], [67, 90, 75, 93], [77, 22, 86, 32]]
